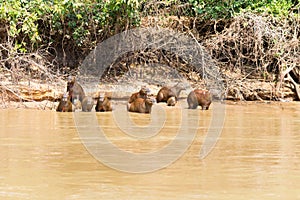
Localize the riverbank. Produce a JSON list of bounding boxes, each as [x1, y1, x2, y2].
[[0, 77, 297, 111], [1, 14, 299, 106]]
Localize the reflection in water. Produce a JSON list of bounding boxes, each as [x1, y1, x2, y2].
[[0, 102, 299, 199]]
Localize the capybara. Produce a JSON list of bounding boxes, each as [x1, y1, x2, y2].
[[128, 86, 149, 103], [127, 97, 154, 114], [187, 89, 212, 110], [156, 82, 185, 103], [67, 77, 85, 103], [81, 96, 94, 112], [56, 93, 73, 112], [167, 96, 176, 106], [95, 95, 113, 112]]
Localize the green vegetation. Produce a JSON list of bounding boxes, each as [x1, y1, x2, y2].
[[0, 0, 298, 75], [0, 0, 141, 52], [0, 0, 298, 53], [189, 0, 297, 19]]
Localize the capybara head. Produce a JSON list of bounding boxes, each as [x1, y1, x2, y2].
[[145, 97, 154, 106], [95, 94, 112, 112], [128, 86, 150, 103], [167, 96, 176, 106], [66, 76, 75, 91], [56, 93, 73, 112], [66, 77, 85, 103], [140, 86, 149, 96], [187, 89, 212, 110]]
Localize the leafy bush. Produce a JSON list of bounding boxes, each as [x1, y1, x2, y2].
[[0, 0, 141, 53], [188, 0, 297, 19], [0, 0, 297, 53]]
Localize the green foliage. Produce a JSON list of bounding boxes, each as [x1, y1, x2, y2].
[[188, 0, 296, 19], [0, 0, 297, 55], [103, 0, 141, 34], [189, 0, 238, 19], [246, 0, 295, 17], [0, 0, 141, 52], [0, 0, 42, 52]]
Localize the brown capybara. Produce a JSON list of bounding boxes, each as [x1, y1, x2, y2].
[[56, 93, 73, 112], [156, 82, 185, 103], [128, 86, 149, 103], [81, 96, 94, 112], [127, 97, 154, 114], [187, 89, 212, 110], [167, 96, 177, 106], [67, 77, 85, 103], [95, 95, 113, 112]]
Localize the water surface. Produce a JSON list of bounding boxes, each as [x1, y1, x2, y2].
[[0, 101, 299, 199]]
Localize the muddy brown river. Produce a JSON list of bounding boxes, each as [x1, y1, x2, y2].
[[0, 101, 299, 199]]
